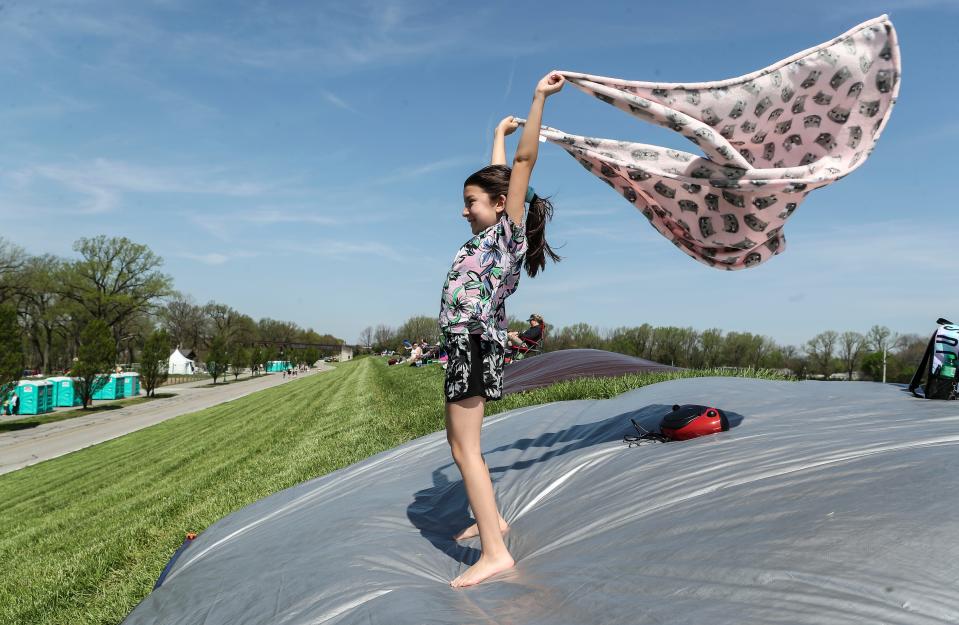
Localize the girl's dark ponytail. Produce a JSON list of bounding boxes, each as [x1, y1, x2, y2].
[[463, 164, 561, 278], [523, 193, 561, 278]]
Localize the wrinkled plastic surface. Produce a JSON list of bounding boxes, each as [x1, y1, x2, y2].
[[123, 378, 959, 625], [504, 348, 677, 395]]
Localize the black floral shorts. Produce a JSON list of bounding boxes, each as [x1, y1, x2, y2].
[[443, 333, 505, 403]]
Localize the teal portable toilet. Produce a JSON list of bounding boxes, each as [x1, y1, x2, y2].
[[92, 374, 126, 400], [122, 372, 140, 397], [41, 380, 54, 412], [48, 377, 80, 407], [267, 360, 289, 373], [113, 374, 127, 399], [15, 380, 54, 415]]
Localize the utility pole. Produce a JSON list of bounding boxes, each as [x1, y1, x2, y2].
[[882, 345, 887, 384]]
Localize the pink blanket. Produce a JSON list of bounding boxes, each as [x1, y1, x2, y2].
[[526, 15, 901, 270]]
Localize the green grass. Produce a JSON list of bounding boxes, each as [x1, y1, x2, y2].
[[0, 394, 175, 432], [0, 358, 790, 625]]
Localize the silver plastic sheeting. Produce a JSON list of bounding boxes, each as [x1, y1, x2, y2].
[[122, 378, 959, 625]]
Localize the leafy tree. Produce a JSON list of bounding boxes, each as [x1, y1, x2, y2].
[[552, 322, 604, 351], [895, 333, 927, 377], [205, 335, 229, 384], [16, 255, 70, 373], [60, 236, 173, 340], [861, 351, 909, 382], [73, 319, 116, 408], [777, 344, 806, 377], [248, 346, 264, 375], [397, 315, 440, 345], [505, 316, 528, 334], [229, 345, 248, 381], [0, 305, 24, 402], [722, 332, 757, 368], [607, 324, 653, 359], [257, 318, 301, 345], [698, 328, 724, 368], [651, 326, 686, 366], [140, 329, 170, 397]]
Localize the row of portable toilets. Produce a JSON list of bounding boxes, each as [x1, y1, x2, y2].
[[8, 373, 141, 416]]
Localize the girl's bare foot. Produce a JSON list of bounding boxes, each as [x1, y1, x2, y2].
[[450, 552, 515, 588], [452, 517, 509, 541]]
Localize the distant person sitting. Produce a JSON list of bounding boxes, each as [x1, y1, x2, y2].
[[508, 314, 545, 348], [407, 339, 425, 366]]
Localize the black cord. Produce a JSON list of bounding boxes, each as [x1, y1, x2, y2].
[[623, 418, 669, 446]]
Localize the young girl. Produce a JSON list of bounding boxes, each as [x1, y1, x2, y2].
[[439, 71, 564, 588]]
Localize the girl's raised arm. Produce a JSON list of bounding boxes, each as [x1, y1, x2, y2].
[[505, 72, 564, 226], [491, 116, 519, 166]]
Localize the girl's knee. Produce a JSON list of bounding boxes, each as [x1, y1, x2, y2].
[[448, 441, 481, 465]]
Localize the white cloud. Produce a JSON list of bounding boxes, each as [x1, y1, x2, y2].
[[178, 251, 259, 265], [5, 158, 270, 215], [181, 252, 229, 265], [322, 91, 359, 113]]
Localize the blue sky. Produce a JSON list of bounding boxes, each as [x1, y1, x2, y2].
[[1, 0, 956, 346]]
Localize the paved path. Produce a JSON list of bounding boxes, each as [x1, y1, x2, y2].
[[0, 366, 332, 476]]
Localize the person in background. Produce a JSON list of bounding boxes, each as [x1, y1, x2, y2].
[[508, 314, 545, 348]]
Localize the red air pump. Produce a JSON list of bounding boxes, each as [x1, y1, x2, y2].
[[660, 404, 729, 440], [625, 404, 729, 445]]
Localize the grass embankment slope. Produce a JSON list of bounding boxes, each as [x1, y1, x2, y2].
[[0, 357, 789, 625]]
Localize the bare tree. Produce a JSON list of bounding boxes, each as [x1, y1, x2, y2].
[[865, 325, 901, 383], [838, 331, 866, 380], [204, 301, 256, 347], [162, 295, 208, 353], [358, 326, 374, 349], [0, 238, 26, 305], [372, 324, 395, 352], [866, 325, 893, 354], [806, 331, 839, 377]]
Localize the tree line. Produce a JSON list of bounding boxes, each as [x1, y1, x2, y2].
[[361, 316, 928, 383], [0, 236, 344, 404]]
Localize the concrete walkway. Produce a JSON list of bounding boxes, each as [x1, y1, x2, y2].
[[0, 365, 333, 476]]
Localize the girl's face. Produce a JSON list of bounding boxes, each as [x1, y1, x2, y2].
[[463, 185, 505, 235]]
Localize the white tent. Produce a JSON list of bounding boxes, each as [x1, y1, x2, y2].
[[167, 348, 195, 375]]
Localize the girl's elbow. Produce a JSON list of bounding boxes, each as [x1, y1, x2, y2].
[[513, 153, 536, 166]]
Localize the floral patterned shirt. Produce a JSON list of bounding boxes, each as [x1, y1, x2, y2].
[[439, 214, 528, 346]]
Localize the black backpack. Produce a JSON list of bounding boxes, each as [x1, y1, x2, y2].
[[909, 318, 959, 400]]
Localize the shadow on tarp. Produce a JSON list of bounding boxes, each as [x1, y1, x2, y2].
[[406, 403, 745, 565]]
